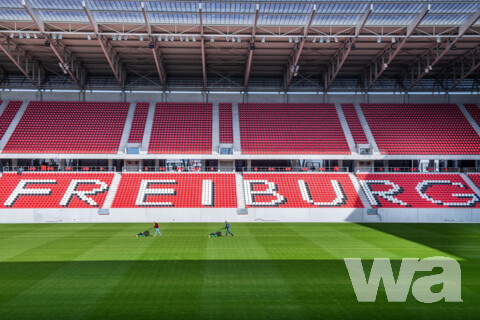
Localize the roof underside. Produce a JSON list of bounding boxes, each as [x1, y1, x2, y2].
[[0, 0, 480, 93]]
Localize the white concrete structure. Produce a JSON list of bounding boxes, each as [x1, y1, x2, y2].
[[117, 102, 136, 154], [458, 104, 480, 137], [140, 102, 156, 154], [349, 172, 372, 209], [0, 101, 29, 152], [212, 103, 220, 154], [353, 103, 380, 154], [335, 103, 357, 154], [0, 208, 478, 223], [231, 103, 242, 154], [101, 172, 122, 209]]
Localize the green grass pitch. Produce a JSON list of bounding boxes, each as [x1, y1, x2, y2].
[[0, 223, 479, 319]]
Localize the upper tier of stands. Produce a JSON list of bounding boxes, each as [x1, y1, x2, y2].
[[238, 103, 350, 154], [465, 104, 480, 127], [128, 102, 149, 143], [1, 100, 479, 155], [148, 103, 212, 154], [242, 173, 362, 208], [0, 172, 114, 208], [3, 101, 129, 154], [357, 173, 480, 208], [361, 103, 480, 155], [112, 173, 237, 208], [219, 103, 233, 144], [341, 103, 369, 144], [0, 101, 22, 141]]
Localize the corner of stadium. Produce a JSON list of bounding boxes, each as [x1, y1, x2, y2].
[[0, 0, 479, 319]]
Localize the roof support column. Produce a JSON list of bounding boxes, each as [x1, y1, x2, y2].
[[324, 4, 372, 92], [284, 5, 316, 90], [244, 4, 259, 89], [404, 9, 480, 92]]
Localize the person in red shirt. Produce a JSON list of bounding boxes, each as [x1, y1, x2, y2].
[[153, 222, 162, 237]]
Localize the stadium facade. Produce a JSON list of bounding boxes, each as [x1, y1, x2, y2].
[[0, 1, 480, 223]]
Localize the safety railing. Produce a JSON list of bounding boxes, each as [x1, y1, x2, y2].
[[122, 166, 235, 172], [242, 167, 349, 173], [355, 167, 460, 173], [2, 166, 116, 172], [462, 167, 480, 173]]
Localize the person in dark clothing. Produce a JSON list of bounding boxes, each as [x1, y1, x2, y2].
[[153, 222, 162, 237], [224, 220, 234, 237]]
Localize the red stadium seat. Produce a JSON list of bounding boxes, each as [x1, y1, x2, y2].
[[238, 103, 350, 154], [0, 172, 114, 208], [112, 173, 237, 208], [0, 101, 22, 140], [341, 103, 369, 144], [148, 103, 212, 154], [357, 173, 480, 208], [242, 173, 362, 208], [3, 101, 129, 154], [128, 102, 149, 143], [219, 103, 233, 143], [361, 103, 480, 154]]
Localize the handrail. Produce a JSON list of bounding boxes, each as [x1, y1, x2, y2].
[[242, 167, 349, 173], [122, 166, 235, 172], [2, 166, 116, 172], [355, 167, 460, 173]]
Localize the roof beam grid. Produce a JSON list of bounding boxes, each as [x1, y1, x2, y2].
[[361, 4, 430, 92], [200, 3, 207, 89], [0, 36, 45, 88], [23, 0, 83, 87], [284, 5, 316, 91], [323, 4, 372, 92], [244, 4, 259, 89], [404, 9, 480, 92], [142, 2, 166, 89], [83, 1, 125, 87], [436, 44, 480, 92], [49, 40, 85, 87]]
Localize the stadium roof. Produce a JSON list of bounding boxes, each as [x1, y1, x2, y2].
[[0, 0, 480, 93]]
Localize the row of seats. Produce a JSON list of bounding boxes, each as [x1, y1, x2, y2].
[[357, 173, 480, 208], [1, 101, 480, 155], [128, 102, 149, 143], [467, 174, 480, 190], [238, 103, 350, 154], [0, 101, 22, 140], [465, 104, 480, 127], [112, 173, 237, 208], [361, 104, 480, 154], [242, 173, 362, 208], [0, 172, 479, 208], [0, 172, 114, 208], [3, 101, 129, 154], [341, 103, 369, 144], [219, 103, 233, 143], [148, 103, 212, 154]]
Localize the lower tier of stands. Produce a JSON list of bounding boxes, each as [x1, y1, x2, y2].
[[242, 173, 362, 208], [357, 173, 480, 208], [467, 174, 480, 190], [112, 173, 237, 208], [0, 173, 114, 208], [0, 172, 478, 209]]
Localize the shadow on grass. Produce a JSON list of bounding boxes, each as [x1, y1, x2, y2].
[[0, 259, 478, 320], [357, 223, 480, 260]]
